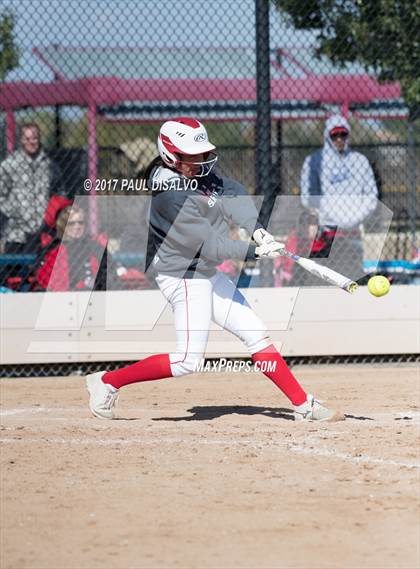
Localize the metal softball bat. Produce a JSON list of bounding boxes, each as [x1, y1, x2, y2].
[[280, 249, 358, 293], [253, 232, 358, 293]]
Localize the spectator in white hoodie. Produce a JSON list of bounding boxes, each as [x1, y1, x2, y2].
[[300, 115, 378, 281]]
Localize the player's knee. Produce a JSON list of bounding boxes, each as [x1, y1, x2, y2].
[[170, 352, 205, 377], [245, 333, 271, 355]]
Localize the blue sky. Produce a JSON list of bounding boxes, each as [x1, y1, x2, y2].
[[1, 0, 316, 81]]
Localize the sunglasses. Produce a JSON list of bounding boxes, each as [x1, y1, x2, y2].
[[67, 220, 85, 226], [330, 132, 349, 141]]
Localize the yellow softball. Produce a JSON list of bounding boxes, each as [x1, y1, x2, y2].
[[368, 275, 391, 297]]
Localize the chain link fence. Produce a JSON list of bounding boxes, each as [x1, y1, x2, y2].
[[1, 353, 419, 379], [0, 1, 419, 373]]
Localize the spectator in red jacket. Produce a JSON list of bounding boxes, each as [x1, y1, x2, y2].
[[35, 197, 112, 291]]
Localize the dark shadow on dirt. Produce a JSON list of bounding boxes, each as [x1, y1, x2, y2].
[[153, 405, 294, 422]]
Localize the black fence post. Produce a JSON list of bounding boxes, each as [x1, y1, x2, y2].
[[53, 45, 62, 149], [407, 112, 418, 253], [255, 0, 273, 286]]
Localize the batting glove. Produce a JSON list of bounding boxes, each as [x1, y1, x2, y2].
[[253, 228, 275, 246], [255, 240, 285, 259]]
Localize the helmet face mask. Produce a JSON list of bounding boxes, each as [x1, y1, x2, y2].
[[174, 151, 218, 178], [158, 118, 218, 177]]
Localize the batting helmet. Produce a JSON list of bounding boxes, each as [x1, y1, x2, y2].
[[157, 118, 217, 177]]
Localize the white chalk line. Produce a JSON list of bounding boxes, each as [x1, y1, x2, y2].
[[0, 406, 81, 417], [0, 407, 47, 416], [0, 436, 418, 470], [289, 444, 419, 469]]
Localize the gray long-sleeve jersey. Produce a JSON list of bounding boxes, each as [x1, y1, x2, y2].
[[147, 165, 261, 278]]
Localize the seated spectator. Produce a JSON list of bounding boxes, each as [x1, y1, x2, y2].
[[273, 211, 325, 287], [34, 196, 115, 291]]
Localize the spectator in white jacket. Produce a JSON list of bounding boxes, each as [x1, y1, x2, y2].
[[300, 114, 378, 280]]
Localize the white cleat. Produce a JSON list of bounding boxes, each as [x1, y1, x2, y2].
[[294, 394, 345, 422], [86, 371, 119, 419]]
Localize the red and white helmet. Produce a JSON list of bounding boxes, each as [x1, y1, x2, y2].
[[157, 117, 217, 177]]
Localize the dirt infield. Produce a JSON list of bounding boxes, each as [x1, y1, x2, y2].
[[1, 365, 419, 569]]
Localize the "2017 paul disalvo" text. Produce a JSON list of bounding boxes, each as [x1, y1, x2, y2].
[[84, 178, 198, 192]]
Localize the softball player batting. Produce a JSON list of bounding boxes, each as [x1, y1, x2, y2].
[[86, 118, 344, 422]]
